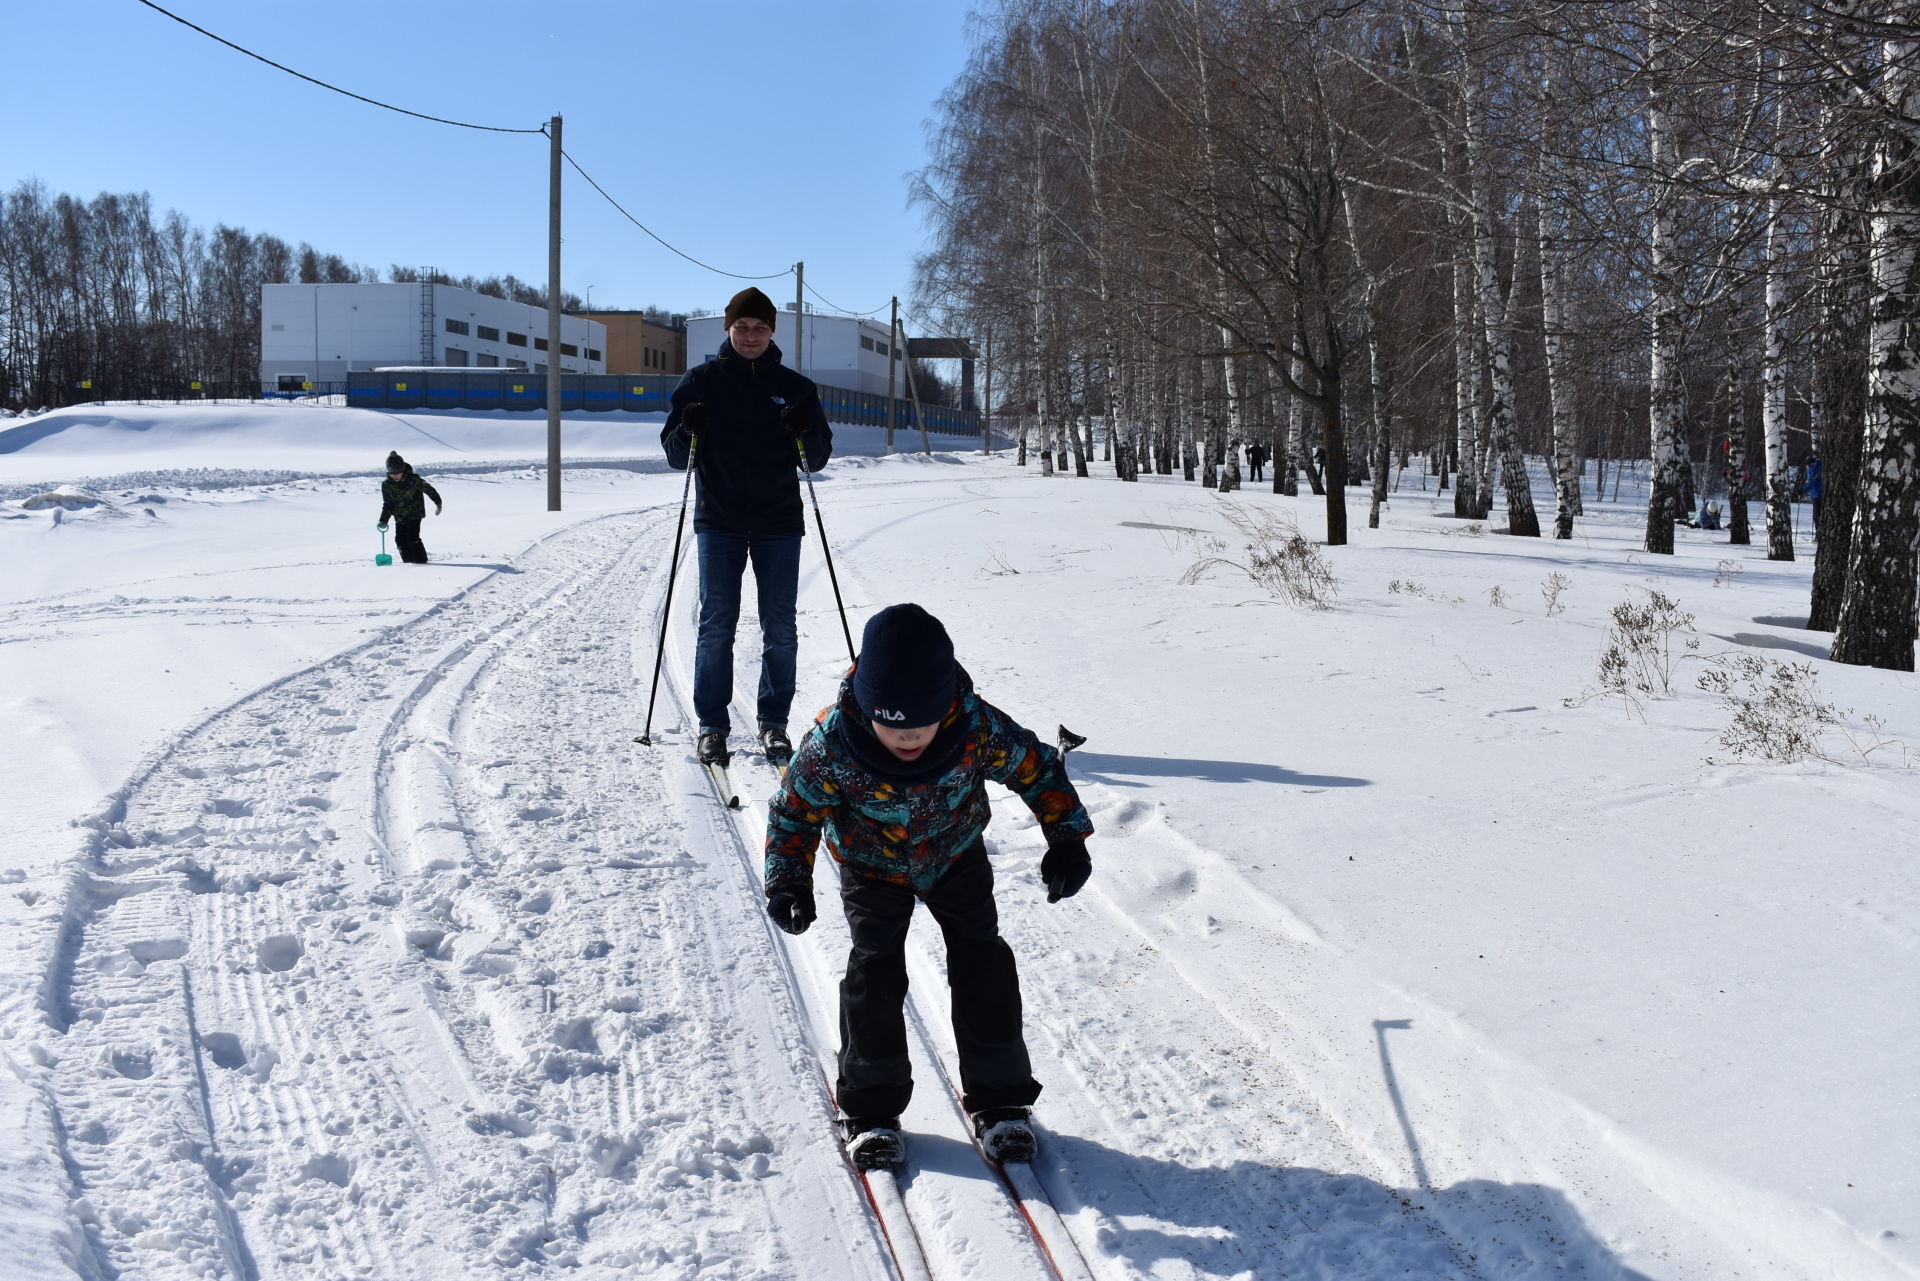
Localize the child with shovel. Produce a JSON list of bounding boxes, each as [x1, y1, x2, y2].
[[376, 451, 442, 564]]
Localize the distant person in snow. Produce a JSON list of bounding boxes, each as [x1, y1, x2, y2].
[[377, 451, 442, 564], [1247, 442, 1267, 482], [662, 286, 833, 772], [762, 603, 1095, 1172]]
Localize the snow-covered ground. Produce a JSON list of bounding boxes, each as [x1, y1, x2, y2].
[[1, 402, 1914, 1281]]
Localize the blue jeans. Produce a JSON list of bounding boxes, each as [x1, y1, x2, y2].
[[693, 529, 801, 736]]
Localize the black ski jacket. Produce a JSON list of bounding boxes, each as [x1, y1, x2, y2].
[[379, 469, 442, 523], [661, 338, 832, 535]]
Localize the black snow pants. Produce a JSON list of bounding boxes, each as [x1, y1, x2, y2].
[[835, 837, 1040, 1121], [394, 516, 428, 563]]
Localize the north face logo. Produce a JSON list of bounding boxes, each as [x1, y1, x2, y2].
[[771, 396, 787, 406], [872, 706, 906, 723]]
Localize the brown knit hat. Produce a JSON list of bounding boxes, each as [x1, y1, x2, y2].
[[723, 287, 778, 331]]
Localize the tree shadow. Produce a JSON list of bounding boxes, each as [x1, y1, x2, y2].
[[413, 562, 522, 573], [1067, 750, 1370, 790], [1712, 631, 1831, 661], [1038, 1132, 1656, 1280]]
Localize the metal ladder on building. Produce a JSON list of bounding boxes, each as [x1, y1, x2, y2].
[[419, 280, 435, 363]]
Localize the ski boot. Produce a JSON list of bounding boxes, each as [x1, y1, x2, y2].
[[841, 1116, 904, 1172], [972, 1106, 1036, 1164], [696, 730, 730, 767], [759, 726, 794, 771]]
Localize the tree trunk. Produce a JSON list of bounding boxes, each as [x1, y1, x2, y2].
[[1831, 39, 1920, 670], [1808, 210, 1870, 630], [1643, 3, 1683, 555], [1763, 193, 1795, 560], [1540, 191, 1579, 539], [1452, 252, 1483, 518], [1464, 37, 1539, 537], [1322, 340, 1349, 547], [1726, 386, 1752, 546]]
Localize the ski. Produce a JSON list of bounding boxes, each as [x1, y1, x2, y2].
[[631, 733, 741, 808], [950, 1102, 1095, 1281], [975, 1142, 1095, 1281], [705, 761, 740, 809], [821, 1074, 933, 1279], [854, 1165, 932, 1281]]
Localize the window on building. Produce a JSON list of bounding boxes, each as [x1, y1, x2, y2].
[[445, 347, 470, 366], [860, 336, 874, 351], [445, 319, 470, 336], [535, 337, 549, 351], [561, 342, 578, 357], [586, 348, 601, 362], [477, 353, 499, 367], [478, 325, 500, 342], [535, 362, 548, 373], [876, 342, 889, 357], [507, 358, 528, 369], [507, 331, 528, 346]]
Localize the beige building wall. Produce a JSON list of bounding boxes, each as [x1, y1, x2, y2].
[[583, 312, 686, 376]]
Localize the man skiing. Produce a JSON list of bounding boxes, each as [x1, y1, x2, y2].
[[376, 451, 442, 564], [762, 603, 1095, 1171], [662, 286, 832, 771]]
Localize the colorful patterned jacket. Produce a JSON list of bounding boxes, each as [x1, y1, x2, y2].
[[765, 666, 1094, 895]]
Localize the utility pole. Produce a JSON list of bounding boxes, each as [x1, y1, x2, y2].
[[793, 262, 804, 379], [546, 114, 563, 512], [982, 329, 993, 456], [886, 296, 898, 452], [899, 314, 931, 455]]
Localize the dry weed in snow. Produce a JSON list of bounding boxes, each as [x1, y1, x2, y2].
[[1180, 499, 1338, 609]]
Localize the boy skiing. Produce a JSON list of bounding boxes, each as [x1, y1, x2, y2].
[[376, 451, 443, 564], [763, 603, 1095, 1171]]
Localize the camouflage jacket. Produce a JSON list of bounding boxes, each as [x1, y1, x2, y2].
[[765, 667, 1093, 895]]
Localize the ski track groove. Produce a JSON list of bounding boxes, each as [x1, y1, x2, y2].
[[657, 563, 1073, 1279], [31, 507, 894, 1279]]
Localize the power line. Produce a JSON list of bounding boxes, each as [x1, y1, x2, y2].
[[560, 148, 794, 282], [133, 0, 544, 134], [803, 281, 890, 318]]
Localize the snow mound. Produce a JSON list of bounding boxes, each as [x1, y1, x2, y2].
[[16, 486, 107, 511]]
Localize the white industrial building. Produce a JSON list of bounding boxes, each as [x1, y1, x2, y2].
[[260, 282, 605, 391], [686, 306, 899, 396]]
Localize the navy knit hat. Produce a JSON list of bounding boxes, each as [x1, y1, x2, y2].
[[386, 451, 407, 473], [853, 604, 956, 728]]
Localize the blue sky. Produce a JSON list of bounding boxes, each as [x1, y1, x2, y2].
[[6, 1, 985, 322]]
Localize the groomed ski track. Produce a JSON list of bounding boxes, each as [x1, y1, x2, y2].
[[12, 470, 1702, 1279]]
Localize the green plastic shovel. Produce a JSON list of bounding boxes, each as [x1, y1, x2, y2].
[[375, 525, 393, 566]]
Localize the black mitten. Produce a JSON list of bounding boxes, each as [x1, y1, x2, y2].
[[767, 885, 816, 935], [1040, 838, 1092, 903], [780, 401, 809, 438], [682, 401, 709, 437]]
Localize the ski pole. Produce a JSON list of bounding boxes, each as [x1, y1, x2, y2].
[[797, 436, 856, 665], [637, 436, 697, 746]]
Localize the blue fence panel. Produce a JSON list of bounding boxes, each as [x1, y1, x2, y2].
[[503, 376, 542, 409]]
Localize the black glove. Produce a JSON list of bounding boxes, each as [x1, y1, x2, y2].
[[1040, 838, 1091, 903], [767, 885, 816, 935], [433, 502, 443, 516], [682, 401, 709, 438], [779, 401, 809, 439]]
